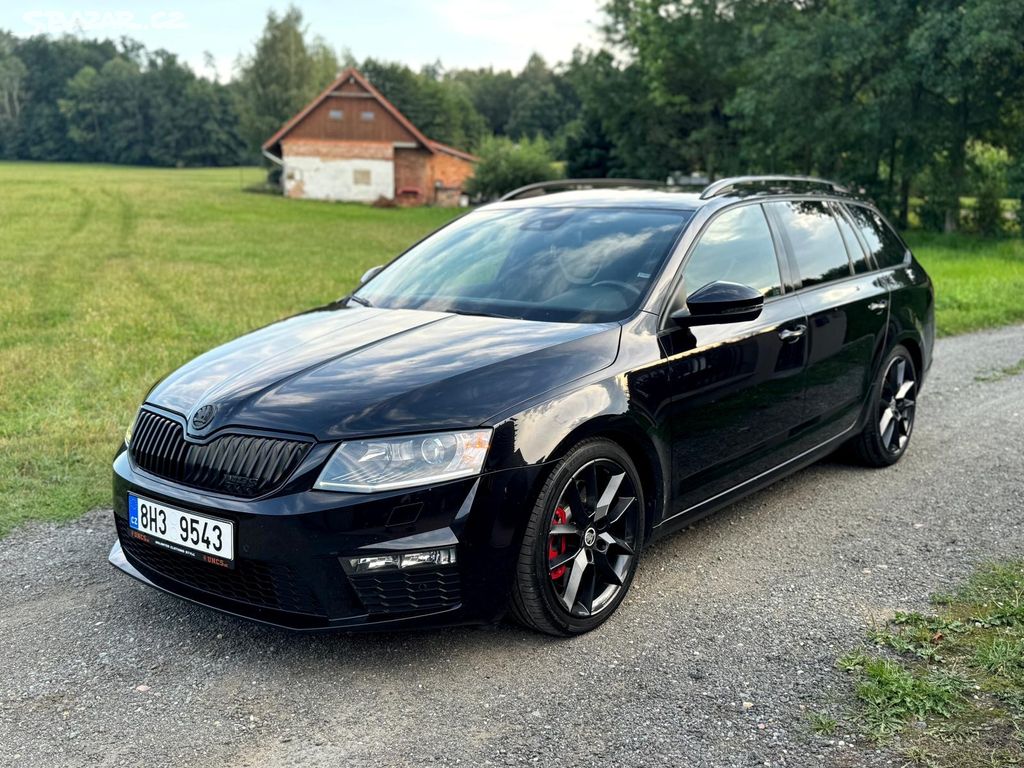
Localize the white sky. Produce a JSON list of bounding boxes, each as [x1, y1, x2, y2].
[[8, 1, 606, 80]]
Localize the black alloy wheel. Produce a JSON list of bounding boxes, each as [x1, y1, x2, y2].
[[855, 344, 918, 467], [511, 438, 644, 636]]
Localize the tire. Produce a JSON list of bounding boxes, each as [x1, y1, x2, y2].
[[854, 344, 918, 467], [510, 438, 645, 636]]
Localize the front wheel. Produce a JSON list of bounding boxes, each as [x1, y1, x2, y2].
[[510, 438, 644, 636], [854, 344, 918, 467]]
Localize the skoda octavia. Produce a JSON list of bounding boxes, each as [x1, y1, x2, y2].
[[110, 176, 934, 635]]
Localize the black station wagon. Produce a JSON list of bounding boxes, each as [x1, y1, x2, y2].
[[110, 176, 934, 635]]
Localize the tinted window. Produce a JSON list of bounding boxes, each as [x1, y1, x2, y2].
[[769, 201, 852, 288], [355, 207, 691, 323], [682, 204, 782, 299], [832, 205, 870, 274], [846, 205, 907, 269]]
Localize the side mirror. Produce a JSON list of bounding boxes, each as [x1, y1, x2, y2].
[[671, 281, 764, 327], [360, 265, 384, 284]]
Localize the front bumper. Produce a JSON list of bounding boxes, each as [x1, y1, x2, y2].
[[109, 450, 543, 631]]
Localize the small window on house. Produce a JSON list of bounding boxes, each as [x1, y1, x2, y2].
[[353, 169, 372, 185], [328, 109, 343, 121], [360, 110, 375, 122]]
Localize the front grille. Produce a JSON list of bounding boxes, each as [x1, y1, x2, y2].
[[348, 568, 461, 615], [116, 517, 326, 617], [129, 409, 310, 498]]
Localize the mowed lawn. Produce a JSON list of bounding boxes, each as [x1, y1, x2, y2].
[[907, 232, 1024, 336], [0, 163, 461, 536], [1, 162, 1022, 536]]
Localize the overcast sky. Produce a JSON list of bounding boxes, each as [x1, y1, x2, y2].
[[9, 1, 606, 80]]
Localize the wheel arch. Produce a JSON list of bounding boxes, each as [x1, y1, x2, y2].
[[542, 415, 669, 546], [896, 335, 924, 383]]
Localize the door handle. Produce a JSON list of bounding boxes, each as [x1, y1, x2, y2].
[[868, 300, 888, 313], [778, 324, 806, 342]]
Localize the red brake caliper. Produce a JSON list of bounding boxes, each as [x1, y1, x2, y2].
[[549, 506, 569, 580]]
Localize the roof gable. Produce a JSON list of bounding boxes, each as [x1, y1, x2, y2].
[[263, 68, 438, 157]]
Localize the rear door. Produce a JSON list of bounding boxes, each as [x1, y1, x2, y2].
[[660, 203, 809, 517], [765, 200, 890, 443]]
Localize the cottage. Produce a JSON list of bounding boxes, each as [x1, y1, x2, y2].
[[262, 68, 476, 206]]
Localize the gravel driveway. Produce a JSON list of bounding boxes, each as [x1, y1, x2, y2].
[[2, 325, 1022, 768]]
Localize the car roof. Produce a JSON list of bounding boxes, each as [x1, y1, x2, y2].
[[481, 188, 703, 213], [484, 176, 864, 215]]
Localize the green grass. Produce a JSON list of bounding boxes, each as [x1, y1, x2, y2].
[[0, 162, 1022, 535], [0, 162, 461, 536], [907, 232, 1024, 336], [836, 562, 1024, 766]]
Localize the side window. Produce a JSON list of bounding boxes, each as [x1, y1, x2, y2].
[[681, 204, 783, 300], [768, 200, 852, 288], [832, 204, 870, 274], [846, 205, 908, 269]]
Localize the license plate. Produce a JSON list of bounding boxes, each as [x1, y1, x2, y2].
[[128, 494, 235, 568]]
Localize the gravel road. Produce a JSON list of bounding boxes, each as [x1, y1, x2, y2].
[[1, 325, 1022, 768]]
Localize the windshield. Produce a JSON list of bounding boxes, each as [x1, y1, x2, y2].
[[352, 207, 692, 323]]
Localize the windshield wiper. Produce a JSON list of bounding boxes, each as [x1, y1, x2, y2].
[[347, 294, 373, 308]]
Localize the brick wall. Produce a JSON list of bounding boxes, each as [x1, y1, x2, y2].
[[394, 148, 432, 205], [282, 139, 394, 160]]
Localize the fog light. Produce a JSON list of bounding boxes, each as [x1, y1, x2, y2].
[[346, 547, 456, 574], [349, 554, 400, 573], [400, 547, 456, 569]]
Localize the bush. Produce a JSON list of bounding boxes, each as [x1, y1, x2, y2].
[[464, 136, 561, 200], [967, 141, 1010, 236], [916, 164, 957, 232]]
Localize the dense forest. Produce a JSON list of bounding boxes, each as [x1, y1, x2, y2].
[[1, 1, 1023, 231]]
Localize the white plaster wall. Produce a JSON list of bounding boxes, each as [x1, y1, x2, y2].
[[283, 157, 394, 202]]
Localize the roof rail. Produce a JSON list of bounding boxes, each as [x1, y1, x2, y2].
[[699, 175, 849, 200], [498, 178, 676, 202]]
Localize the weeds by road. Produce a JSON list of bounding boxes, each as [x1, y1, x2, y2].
[[834, 562, 1024, 767]]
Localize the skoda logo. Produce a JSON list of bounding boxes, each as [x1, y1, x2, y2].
[[583, 527, 598, 548], [191, 404, 216, 430]]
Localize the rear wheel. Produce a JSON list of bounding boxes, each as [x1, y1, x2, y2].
[[854, 344, 918, 467], [510, 438, 644, 636]]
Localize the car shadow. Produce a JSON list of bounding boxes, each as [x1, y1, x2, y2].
[[108, 449, 867, 673]]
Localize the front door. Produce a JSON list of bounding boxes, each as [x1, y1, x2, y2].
[[660, 203, 809, 520]]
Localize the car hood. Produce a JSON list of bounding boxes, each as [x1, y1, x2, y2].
[[146, 305, 620, 440]]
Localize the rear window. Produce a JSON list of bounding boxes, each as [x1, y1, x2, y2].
[[846, 205, 908, 269], [767, 201, 852, 288], [831, 204, 871, 274]]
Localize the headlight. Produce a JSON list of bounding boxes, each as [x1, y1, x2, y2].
[[314, 429, 492, 493], [124, 410, 139, 447]]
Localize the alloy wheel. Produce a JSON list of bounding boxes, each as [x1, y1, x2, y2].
[[878, 355, 916, 454], [546, 459, 639, 617]]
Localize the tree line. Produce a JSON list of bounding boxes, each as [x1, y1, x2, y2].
[[1, 2, 1022, 232]]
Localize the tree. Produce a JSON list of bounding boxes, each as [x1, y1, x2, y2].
[[463, 136, 561, 199], [504, 54, 577, 140], [603, 0, 751, 178], [0, 32, 26, 125], [448, 67, 517, 135], [565, 49, 676, 178], [236, 6, 321, 153], [360, 59, 487, 149]]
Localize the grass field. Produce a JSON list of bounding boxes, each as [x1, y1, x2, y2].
[[1, 163, 1022, 536], [0, 163, 460, 536], [906, 232, 1024, 336]]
